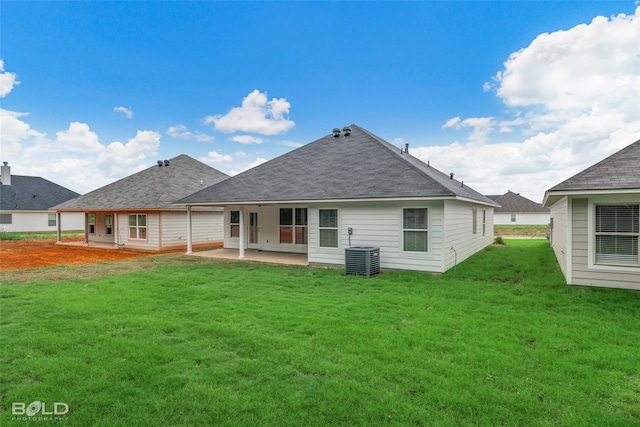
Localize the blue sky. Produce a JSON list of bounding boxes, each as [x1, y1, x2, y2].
[[1, 1, 639, 202]]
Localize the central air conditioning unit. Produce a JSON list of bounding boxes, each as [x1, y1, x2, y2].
[[345, 247, 380, 278]]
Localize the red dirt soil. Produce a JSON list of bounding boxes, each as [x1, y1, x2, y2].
[[0, 239, 157, 270]]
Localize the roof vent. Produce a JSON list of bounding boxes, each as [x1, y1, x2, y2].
[[164, 159, 170, 166], [333, 128, 341, 138], [342, 126, 352, 136], [450, 173, 454, 179], [405, 143, 409, 154], [157, 160, 163, 167]]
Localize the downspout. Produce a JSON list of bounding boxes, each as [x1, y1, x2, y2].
[[450, 247, 457, 277]]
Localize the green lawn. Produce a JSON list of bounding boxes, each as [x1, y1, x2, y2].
[[1, 241, 639, 426]]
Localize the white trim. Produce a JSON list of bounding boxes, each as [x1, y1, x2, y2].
[[127, 213, 148, 241], [400, 207, 429, 254], [544, 188, 640, 206], [566, 197, 573, 283], [318, 208, 340, 249], [174, 195, 499, 208]]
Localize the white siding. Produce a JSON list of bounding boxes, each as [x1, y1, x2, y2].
[[494, 212, 550, 225], [0, 211, 83, 232], [112, 212, 160, 251], [161, 210, 223, 250], [570, 196, 640, 290], [443, 201, 494, 271], [223, 205, 308, 254], [549, 196, 569, 279], [307, 201, 446, 272]]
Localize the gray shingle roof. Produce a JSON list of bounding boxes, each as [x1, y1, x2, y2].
[[1, 176, 80, 211], [486, 191, 548, 213], [548, 139, 640, 192], [178, 125, 498, 206], [53, 155, 228, 211]]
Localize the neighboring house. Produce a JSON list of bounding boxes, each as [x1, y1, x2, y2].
[[53, 155, 228, 251], [543, 139, 640, 290], [487, 190, 550, 225], [177, 125, 499, 273], [0, 162, 84, 232]]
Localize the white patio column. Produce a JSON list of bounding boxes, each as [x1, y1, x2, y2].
[[186, 206, 193, 255], [56, 212, 62, 242], [238, 206, 245, 259], [113, 213, 119, 248]]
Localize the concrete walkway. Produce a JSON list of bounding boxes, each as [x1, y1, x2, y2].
[[192, 248, 309, 266]]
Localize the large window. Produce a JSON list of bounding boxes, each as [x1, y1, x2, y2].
[[88, 214, 96, 234], [279, 208, 308, 244], [403, 208, 428, 252], [295, 208, 308, 244], [105, 214, 113, 235], [48, 213, 56, 227], [280, 208, 293, 243], [129, 214, 147, 240], [482, 210, 486, 237], [319, 209, 338, 248], [595, 204, 639, 265], [230, 211, 240, 238]]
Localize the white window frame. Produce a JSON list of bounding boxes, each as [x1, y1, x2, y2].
[[587, 196, 640, 273], [594, 203, 639, 267], [128, 213, 148, 241], [510, 213, 516, 223], [105, 214, 113, 235], [472, 208, 478, 235], [88, 214, 96, 234], [229, 210, 240, 239], [318, 209, 339, 249], [48, 213, 56, 227], [402, 207, 429, 253]]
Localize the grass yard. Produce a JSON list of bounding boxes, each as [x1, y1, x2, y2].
[[494, 225, 549, 238], [1, 240, 639, 426]]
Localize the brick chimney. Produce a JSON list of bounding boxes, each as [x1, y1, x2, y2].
[[1, 162, 11, 186]]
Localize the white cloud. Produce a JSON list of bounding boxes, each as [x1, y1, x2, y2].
[[56, 122, 104, 153], [429, 7, 640, 201], [113, 106, 133, 119], [204, 90, 295, 135], [230, 134, 263, 144], [200, 151, 233, 164], [278, 140, 304, 149], [228, 157, 268, 176], [0, 59, 19, 98], [166, 124, 214, 142]]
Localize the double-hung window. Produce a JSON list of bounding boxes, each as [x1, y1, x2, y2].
[[472, 208, 478, 234], [280, 208, 308, 244], [595, 204, 639, 266], [129, 214, 147, 240], [105, 214, 113, 235], [319, 209, 338, 248], [230, 211, 240, 238], [88, 214, 96, 234], [403, 208, 428, 252], [48, 213, 56, 227]]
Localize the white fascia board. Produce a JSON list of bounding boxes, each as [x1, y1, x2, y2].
[[543, 188, 640, 207]]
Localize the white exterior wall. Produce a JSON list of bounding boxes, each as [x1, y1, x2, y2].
[[570, 195, 640, 290], [494, 212, 550, 225], [442, 201, 494, 271], [307, 201, 446, 272], [161, 210, 223, 250], [548, 196, 569, 279], [112, 212, 160, 251], [0, 210, 83, 232], [223, 205, 308, 254]]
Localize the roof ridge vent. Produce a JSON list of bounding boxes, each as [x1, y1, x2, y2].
[[164, 159, 170, 166], [157, 160, 163, 167], [333, 128, 341, 138], [342, 126, 352, 136]]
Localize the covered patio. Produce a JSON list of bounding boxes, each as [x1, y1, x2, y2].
[[190, 248, 308, 266]]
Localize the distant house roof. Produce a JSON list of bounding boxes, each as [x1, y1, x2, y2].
[[53, 155, 229, 211], [178, 125, 498, 206], [1, 175, 80, 211], [544, 139, 640, 206], [486, 191, 548, 213]]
